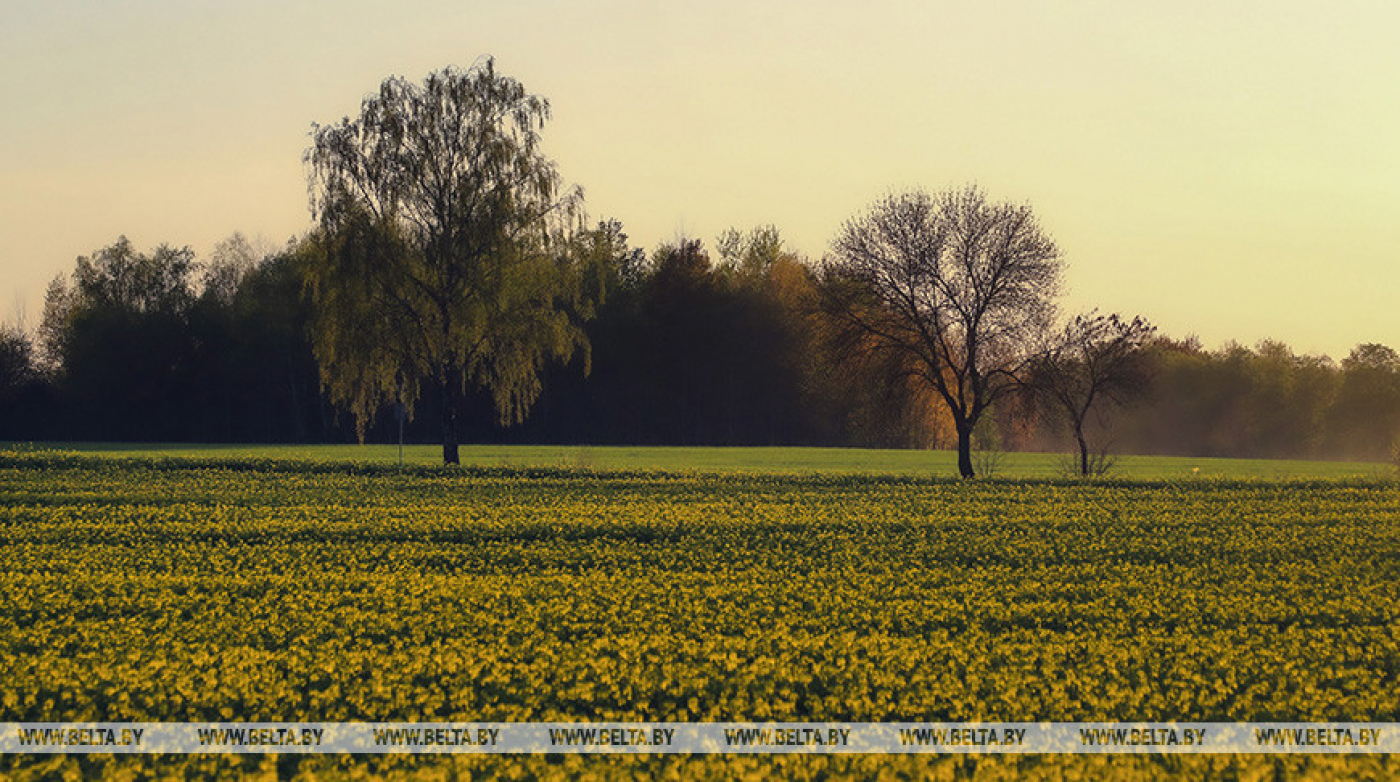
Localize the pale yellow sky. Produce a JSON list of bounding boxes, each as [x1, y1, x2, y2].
[[2, 0, 1396, 359]]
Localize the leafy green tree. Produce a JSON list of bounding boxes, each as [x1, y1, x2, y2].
[[38, 237, 202, 439], [715, 225, 785, 280], [66, 236, 197, 315], [304, 58, 591, 464], [1328, 343, 1400, 459], [38, 236, 199, 379], [1243, 340, 1336, 458]]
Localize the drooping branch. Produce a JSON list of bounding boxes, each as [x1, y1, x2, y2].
[[303, 58, 595, 463]]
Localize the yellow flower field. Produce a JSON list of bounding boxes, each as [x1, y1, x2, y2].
[[2, 454, 1398, 779]]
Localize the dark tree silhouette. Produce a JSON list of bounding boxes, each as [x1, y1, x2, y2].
[[305, 58, 591, 464], [0, 324, 35, 402], [1031, 312, 1155, 476], [1328, 343, 1400, 460], [38, 237, 201, 440], [822, 185, 1063, 477], [0, 323, 44, 440]]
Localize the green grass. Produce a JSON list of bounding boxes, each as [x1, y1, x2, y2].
[[3, 441, 1393, 480]]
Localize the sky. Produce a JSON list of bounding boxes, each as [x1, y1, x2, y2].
[[2, 0, 1397, 360]]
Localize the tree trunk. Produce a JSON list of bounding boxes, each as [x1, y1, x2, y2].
[[441, 377, 460, 466], [1076, 427, 1090, 477], [956, 420, 975, 478]]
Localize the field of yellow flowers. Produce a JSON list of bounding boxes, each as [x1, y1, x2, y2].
[[2, 452, 1398, 779]]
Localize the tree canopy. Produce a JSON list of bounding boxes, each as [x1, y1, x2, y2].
[[822, 185, 1063, 477], [304, 58, 592, 464]]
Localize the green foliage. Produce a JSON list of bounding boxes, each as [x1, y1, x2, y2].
[[1107, 339, 1400, 462], [39, 237, 199, 370], [715, 224, 786, 280], [71, 236, 197, 315], [2, 456, 1398, 778], [1333, 344, 1400, 461], [304, 58, 591, 450]]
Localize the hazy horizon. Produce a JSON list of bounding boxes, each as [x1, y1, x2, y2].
[[2, 0, 1397, 360]]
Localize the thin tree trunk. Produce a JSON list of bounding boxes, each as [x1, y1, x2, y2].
[[441, 376, 460, 466], [1076, 427, 1090, 477]]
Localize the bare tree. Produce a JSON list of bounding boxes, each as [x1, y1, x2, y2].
[[1031, 312, 1156, 476], [821, 185, 1063, 477]]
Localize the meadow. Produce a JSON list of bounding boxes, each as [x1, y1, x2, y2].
[[1, 448, 1398, 779], [9, 441, 1393, 480]]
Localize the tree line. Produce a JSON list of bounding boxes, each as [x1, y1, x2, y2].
[[2, 59, 1396, 472], [3, 226, 1396, 464]]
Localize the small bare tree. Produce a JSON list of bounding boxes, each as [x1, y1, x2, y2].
[[1031, 312, 1156, 476], [821, 185, 1063, 478]]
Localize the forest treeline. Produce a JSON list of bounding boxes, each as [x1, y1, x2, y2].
[[2, 227, 1397, 463]]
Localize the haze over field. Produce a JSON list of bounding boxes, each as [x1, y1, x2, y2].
[[2, 0, 1397, 359]]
